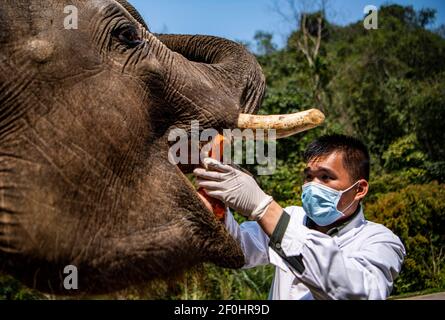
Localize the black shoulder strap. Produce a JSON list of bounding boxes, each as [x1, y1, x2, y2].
[[269, 211, 305, 274]]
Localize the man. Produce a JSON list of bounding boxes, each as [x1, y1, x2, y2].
[[194, 134, 406, 300]]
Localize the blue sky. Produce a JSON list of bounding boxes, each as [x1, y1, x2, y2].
[[129, 0, 445, 47]]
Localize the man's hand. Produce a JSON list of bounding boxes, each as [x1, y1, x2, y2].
[[194, 158, 273, 221]]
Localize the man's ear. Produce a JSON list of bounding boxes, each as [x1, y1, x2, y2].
[[355, 180, 369, 201]]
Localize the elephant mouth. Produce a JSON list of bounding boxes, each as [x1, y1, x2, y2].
[[169, 109, 325, 268], [173, 109, 326, 219]]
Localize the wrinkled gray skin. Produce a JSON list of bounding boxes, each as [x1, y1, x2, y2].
[[0, 0, 266, 294]]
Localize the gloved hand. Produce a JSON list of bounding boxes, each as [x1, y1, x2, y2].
[[194, 158, 273, 221]]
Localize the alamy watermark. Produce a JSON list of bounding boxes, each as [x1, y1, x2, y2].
[[63, 265, 78, 290], [168, 121, 277, 176], [364, 5, 378, 30], [64, 5, 78, 30]]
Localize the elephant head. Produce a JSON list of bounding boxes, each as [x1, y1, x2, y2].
[[0, 0, 324, 294]]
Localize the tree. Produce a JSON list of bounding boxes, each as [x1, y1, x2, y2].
[[435, 24, 445, 39], [271, 0, 331, 111], [254, 31, 277, 56], [417, 8, 436, 28]]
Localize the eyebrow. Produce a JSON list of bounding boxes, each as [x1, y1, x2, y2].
[[304, 166, 337, 177]]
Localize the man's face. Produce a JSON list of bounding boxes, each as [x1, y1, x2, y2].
[[303, 151, 368, 215]]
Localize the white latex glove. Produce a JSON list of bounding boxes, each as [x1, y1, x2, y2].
[[194, 158, 273, 221]]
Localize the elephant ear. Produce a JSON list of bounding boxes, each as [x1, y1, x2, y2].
[[115, 0, 149, 30]]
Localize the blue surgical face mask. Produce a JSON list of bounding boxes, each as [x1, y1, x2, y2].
[[301, 181, 360, 227]]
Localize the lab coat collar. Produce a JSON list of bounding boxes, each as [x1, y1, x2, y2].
[[305, 205, 366, 237]]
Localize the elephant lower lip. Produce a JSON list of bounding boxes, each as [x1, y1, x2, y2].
[[177, 163, 199, 175], [177, 164, 222, 221], [170, 152, 244, 268], [171, 144, 228, 223]]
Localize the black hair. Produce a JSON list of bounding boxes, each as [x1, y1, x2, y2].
[[304, 134, 370, 181]]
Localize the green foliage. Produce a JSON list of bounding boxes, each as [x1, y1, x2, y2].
[[258, 159, 305, 208], [172, 265, 275, 300], [0, 274, 45, 300], [410, 80, 445, 164], [116, 264, 275, 300], [379, 5, 437, 29], [325, 5, 445, 158], [366, 183, 445, 293], [382, 134, 426, 172]]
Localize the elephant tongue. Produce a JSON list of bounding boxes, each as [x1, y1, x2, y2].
[[197, 135, 226, 221]]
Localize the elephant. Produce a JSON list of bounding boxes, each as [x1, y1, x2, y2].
[[0, 0, 324, 294]]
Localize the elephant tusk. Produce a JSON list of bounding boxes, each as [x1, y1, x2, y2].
[[237, 109, 326, 139]]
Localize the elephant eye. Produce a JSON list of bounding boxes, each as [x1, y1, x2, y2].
[[113, 25, 142, 48]]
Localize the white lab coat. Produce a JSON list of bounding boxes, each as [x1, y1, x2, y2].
[[225, 206, 406, 300]]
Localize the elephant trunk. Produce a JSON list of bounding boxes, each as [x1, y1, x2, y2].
[[155, 34, 266, 115]]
